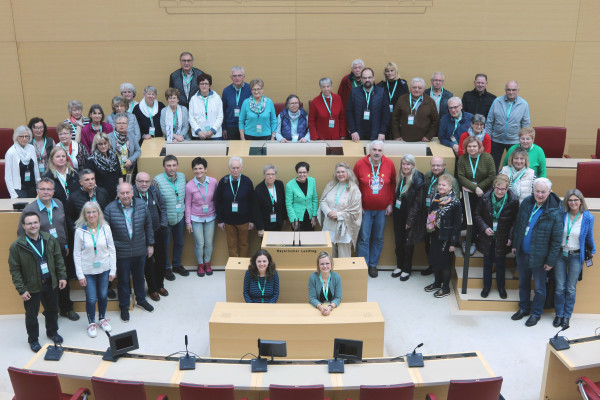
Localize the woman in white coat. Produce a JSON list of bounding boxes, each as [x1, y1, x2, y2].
[[188, 73, 224, 140]]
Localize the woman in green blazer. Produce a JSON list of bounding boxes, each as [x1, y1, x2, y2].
[[286, 161, 319, 231]]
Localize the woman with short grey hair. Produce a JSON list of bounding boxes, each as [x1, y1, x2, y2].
[[308, 77, 347, 140], [106, 96, 141, 144], [63, 99, 89, 142], [132, 85, 165, 144], [254, 164, 286, 237], [5, 126, 40, 198], [120, 83, 138, 112]]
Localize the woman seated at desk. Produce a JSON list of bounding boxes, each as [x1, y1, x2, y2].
[[309, 251, 342, 316], [243, 249, 279, 303]]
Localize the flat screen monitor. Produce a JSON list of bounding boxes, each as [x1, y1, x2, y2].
[[333, 338, 363, 362], [109, 330, 139, 358], [258, 339, 287, 359]]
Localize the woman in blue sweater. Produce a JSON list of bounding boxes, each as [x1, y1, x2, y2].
[[243, 249, 279, 303], [553, 189, 595, 329], [308, 252, 342, 316], [238, 79, 277, 140]]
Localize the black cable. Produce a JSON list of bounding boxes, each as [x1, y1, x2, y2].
[[239, 352, 257, 362]]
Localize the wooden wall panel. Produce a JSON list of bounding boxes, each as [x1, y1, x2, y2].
[[0, 43, 26, 129], [576, 0, 600, 41], [0, 0, 15, 41]]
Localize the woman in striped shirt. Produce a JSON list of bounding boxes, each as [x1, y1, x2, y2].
[[243, 249, 279, 303]]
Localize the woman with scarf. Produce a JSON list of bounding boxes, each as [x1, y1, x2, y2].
[[63, 99, 89, 142], [189, 73, 223, 140], [502, 127, 547, 177], [392, 154, 426, 281], [5, 125, 40, 198], [424, 174, 462, 298], [120, 82, 138, 113], [80, 104, 113, 153], [54, 121, 89, 172], [107, 114, 141, 180], [28, 117, 54, 176], [107, 96, 141, 144], [499, 147, 536, 204], [239, 78, 277, 140], [160, 88, 189, 142], [132, 85, 165, 144], [43, 147, 79, 204], [458, 114, 491, 156], [317, 162, 362, 258], [85, 133, 123, 200], [275, 95, 310, 142]]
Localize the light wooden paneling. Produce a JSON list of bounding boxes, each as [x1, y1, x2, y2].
[[0, 0, 15, 42], [0, 42, 26, 129], [576, 0, 600, 41]]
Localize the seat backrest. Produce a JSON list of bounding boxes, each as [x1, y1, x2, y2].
[[274, 102, 305, 116], [360, 383, 415, 400], [46, 126, 59, 143], [269, 384, 324, 400], [0, 161, 9, 199], [576, 162, 600, 197], [447, 377, 503, 400], [532, 126, 566, 158], [92, 376, 147, 400], [0, 128, 15, 158], [595, 128, 600, 158], [8, 366, 64, 400], [180, 383, 235, 400]]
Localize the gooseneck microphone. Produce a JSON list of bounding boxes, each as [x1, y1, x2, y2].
[[406, 342, 424, 368]]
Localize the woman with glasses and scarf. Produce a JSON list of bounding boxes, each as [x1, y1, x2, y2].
[[108, 114, 141, 181]]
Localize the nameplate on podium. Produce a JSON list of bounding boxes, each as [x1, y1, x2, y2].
[[262, 231, 332, 268]]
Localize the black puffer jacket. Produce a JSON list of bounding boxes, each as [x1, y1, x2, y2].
[[395, 170, 427, 245], [104, 198, 154, 258], [474, 189, 520, 257]]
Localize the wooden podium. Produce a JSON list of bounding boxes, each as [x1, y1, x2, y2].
[[261, 231, 332, 268]]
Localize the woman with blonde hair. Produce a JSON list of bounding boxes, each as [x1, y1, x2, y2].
[[377, 62, 408, 139], [308, 252, 342, 316], [499, 147, 536, 204], [317, 162, 362, 257], [43, 146, 79, 204]]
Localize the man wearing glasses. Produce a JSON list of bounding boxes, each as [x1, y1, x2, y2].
[[391, 78, 440, 142], [485, 80, 531, 169], [425, 72, 453, 118], [438, 97, 473, 155], [222, 66, 251, 140], [346, 68, 390, 142], [168, 51, 204, 108]]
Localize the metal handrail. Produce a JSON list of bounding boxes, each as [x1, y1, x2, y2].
[[461, 188, 473, 295]]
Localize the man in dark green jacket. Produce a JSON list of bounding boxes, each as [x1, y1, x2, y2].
[[511, 178, 563, 327], [9, 212, 67, 352]]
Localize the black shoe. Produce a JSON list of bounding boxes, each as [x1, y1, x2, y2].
[[434, 289, 451, 298], [47, 333, 63, 344], [60, 310, 80, 321], [164, 269, 176, 281], [553, 316, 563, 328], [368, 267, 378, 278], [498, 287, 507, 299], [562, 317, 570, 328], [391, 268, 402, 278], [480, 287, 490, 298], [137, 301, 154, 312], [173, 266, 190, 277], [107, 288, 117, 299], [424, 283, 441, 292], [525, 315, 540, 327], [421, 266, 434, 276], [511, 309, 530, 321], [399, 272, 411, 282], [120, 308, 130, 322], [29, 341, 41, 353]]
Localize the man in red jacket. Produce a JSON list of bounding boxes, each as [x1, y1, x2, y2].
[[353, 140, 396, 277], [338, 58, 364, 110]]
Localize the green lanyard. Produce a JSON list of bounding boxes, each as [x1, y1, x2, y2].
[[398, 178, 405, 197], [363, 87, 372, 109], [503, 100, 514, 138], [35, 138, 47, 159], [352, 78, 358, 88], [164, 172, 179, 199], [565, 212, 581, 246], [45, 204, 54, 226], [93, 123, 103, 134], [235, 84, 243, 107], [201, 94, 210, 119], [229, 175, 240, 202], [431, 87, 444, 107], [172, 108, 179, 132], [469, 155, 481, 179], [491, 194, 507, 221], [319, 274, 331, 301], [145, 103, 155, 127], [251, 97, 264, 114], [59, 142, 75, 166], [322, 94, 333, 118], [121, 205, 133, 238], [335, 183, 347, 206], [370, 159, 381, 181], [510, 168, 526, 187], [428, 177, 438, 195], [56, 172, 69, 198], [453, 113, 462, 136], [386, 80, 398, 103], [257, 276, 266, 303], [195, 178, 208, 202], [88, 225, 99, 255], [26, 236, 44, 259], [138, 192, 148, 206], [409, 96, 423, 114], [182, 72, 193, 87], [529, 204, 542, 223], [267, 185, 276, 213], [113, 132, 128, 156]]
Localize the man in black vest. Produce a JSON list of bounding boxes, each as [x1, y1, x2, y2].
[[168, 51, 204, 108]]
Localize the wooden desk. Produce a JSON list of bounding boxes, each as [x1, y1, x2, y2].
[[545, 157, 592, 195], [209, 302, 384, 359], [540, 335, 600, 400], [22, 346, 496, 400], [225, 257, 367, 303], [262, 231, 332, 268]]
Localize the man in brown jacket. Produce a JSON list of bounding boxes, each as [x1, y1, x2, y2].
[[391, 77, 440, 142]]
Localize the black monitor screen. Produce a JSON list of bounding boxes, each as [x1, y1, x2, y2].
[[258, 339, 287, 358], [333, 338, 363, 361], [109, 330, 139, 357]]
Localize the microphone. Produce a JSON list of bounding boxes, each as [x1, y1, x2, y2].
[[44, 338, 63, 361], [179, 334, 196, 370], [292, 218, 297, 246], [260, 140, 268, 155], [549, 326, 570, 351], [297, 219, 302, 246], [406, 343, 424, 368], [185, 334, 189, 358]]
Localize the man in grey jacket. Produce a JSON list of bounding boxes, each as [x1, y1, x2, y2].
[[104, 182, 155, 322]]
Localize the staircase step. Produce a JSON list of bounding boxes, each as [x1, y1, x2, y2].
[[70, 288, 130, 312], [453, 288, 521, 312]]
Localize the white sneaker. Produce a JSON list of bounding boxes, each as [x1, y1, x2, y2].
[[99, 318, 112, 332], [87, 323, 97, 338]]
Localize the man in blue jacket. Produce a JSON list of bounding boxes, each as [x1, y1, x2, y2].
[[346, 68, 390, 142], [438, 97, 473, 155]]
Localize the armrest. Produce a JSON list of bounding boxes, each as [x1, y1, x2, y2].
[[591, 155, 598, 159], [563, 154, 571, 158], [70, 387, 91, 400], [426, 394, 438, 400], [156, 395, 169, 400], [577, 376, 600, 396]]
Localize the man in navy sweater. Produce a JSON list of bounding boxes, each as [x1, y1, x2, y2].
[[221, 66, 252, 140], [346, 68, 390, 142]]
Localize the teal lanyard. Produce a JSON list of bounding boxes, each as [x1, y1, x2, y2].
[[145, 103, 155, 127], [56, 172, 69, 198], [503, 100, 514, 138], [335, 183, 347, 206], [113, 132, 128, 156], [510, 168, 526, 187], [251, 97, 264, 114], [257, 276, 266, 303], [182, 72, 193, 87], [453, 113, 462, 136], [195, 178, 208, 202], [409, 96, 423, 114], [469, 155, 481, 179], [565, 212, 581, 246], [59, 142, 75, 166], [387, 80, 398, 103], [529, 204, 542, 224], [322, 94, 333, 118], [229, 175, 240, 202], [93, 123, 103, 134], [352, 79, 358, 88], [398, 178, 405, 196], [172, 108, 178, 132], [267, 185, 276, 212], [235, 84, 242, 106], [88, 225, 99, 255], [363, 87, 372, 109], [164, 172, 179, 199], [319, 274, 331, 301], [431, 87, 444, 107], [46, 205, 53, 226], [370, 159, 381, 181], [428, 177, 438, 194], [201, 94, 209, 119], [122, 206, 133, 238], [26, 236, 44, 259], [35, 138, 47, 159], [491, 194, 507, 221], [128, 103, 135, 113], [138, 192, 148, 206]]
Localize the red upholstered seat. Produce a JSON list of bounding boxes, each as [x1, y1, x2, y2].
[[358, 383, 415, 399], [577, 376, 600, 400], [576, 161, 600, 197], [265, 384, 329, 400], [8, 366, 90, 400], [0, 128, 14, 158], [179, 383, 247, 400], [592, 129, 600, 159], [274, 102, 304, 116], [47, 126, 59, 143], [426, 376, 503, 400], [0, 161, 10, 199], [91, 376, 168, 400], [533, 126, 566, 158]]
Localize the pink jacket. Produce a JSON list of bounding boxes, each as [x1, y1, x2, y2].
[[185, 176, 217, 225]]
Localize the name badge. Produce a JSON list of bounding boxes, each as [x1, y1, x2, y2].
[[232, 202, 239, 212], [389, 104, 394, 113], [24, 172, 31, 182], [121, 156, 128, 163], [256, 124, 262, 134], [39, 165, 45, 173], [49, 228, 58, 238], [176, 203, 182, 210], [363, 110, 370, 120], [234, 108, 240, 117], [395, 199, 402, 209], [202, 204, 209, 213], [204, 126, 211, 132], [40, 262, 49, 275], [426, 197, 431, 207], [149, 127, 156, 137], [472, 182, 478, 186], [372, 188, 379, 195], [408, 115, 415, 125], [492, 222, 498, 232], [93, 261, 101, 268], [525, 226, 530, 236], [270, 213, 277, 223], [451, 136, 458, 143], [562, 250, 569, 258], [328, 119, 335, 128]]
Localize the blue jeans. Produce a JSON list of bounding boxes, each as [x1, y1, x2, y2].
[[483, 239, 506, 289], [165, 218, 185, 269], [357, 210, 386, 268], [517, 252, 548, 317], [554, 253, 583, 318], [191, 220, 216, 264], [116, 255, 146, 309], [83, 270, 110, 323]]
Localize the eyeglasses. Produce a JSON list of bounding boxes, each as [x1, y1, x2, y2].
[[568, 199, 581, 203], [448, 106, 461, 110], [180, 59, 193, 63], [38, 188, 54, 192], [231, 74, 244, 78], [17, 135, 29, 139], [505, 88, 518, 92], [136, 180, 150, 184], [251, 88, 263, 92], [494, 187, 508, 192], [199, 82, 210, 86]]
